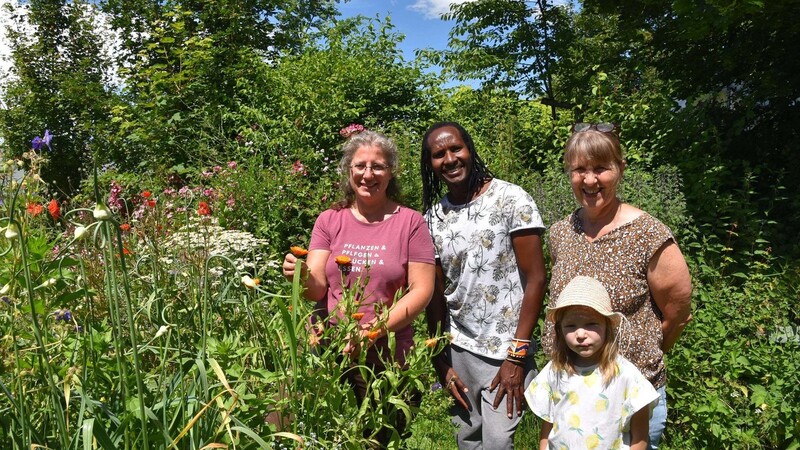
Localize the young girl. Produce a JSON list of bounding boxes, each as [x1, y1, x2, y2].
[[525, 276, 659, 450]]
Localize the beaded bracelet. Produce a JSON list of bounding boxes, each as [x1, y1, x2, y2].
[[506, 338, 530, 365]]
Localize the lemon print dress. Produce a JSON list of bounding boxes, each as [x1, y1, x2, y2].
[[524, 355, 659, 449]]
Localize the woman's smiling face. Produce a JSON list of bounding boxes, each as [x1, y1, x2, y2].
[[349, 144, 392, 204], [568, 156, 624, 213]]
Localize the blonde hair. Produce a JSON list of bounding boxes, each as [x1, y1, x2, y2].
[[564, 130, 624, 172], [549, 306, 620, 384]]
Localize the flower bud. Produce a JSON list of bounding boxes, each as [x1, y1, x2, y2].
[[93, 203, 112, 221], [154, 325, 170, 339], [36, 278, 57, 289], [74, 226, 88, 240], [241, 275, 258, 288], [4, 223, 20, 240]]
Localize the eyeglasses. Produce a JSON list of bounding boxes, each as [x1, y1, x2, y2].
[[351, 163, 389, 175], [571, 122, 620, 135]]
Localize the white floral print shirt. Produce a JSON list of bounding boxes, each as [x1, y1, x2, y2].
[[426, 179, 544, 359]]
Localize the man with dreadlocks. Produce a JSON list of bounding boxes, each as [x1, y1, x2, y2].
[[420, 122, 547, 449]]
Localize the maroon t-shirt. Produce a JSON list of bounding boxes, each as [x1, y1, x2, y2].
[[310, 206, 435, 364]]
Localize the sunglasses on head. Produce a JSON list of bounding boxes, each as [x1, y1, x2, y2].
[[571, 122, 620, 135]]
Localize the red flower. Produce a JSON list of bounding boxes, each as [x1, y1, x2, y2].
[[119, 223, 131, 232], [198, 201, 212, 216], [47, 199, 60, 220], [27, 203, 44, 217], [147, 200, 156, 207], [141, 190, 152, 198]]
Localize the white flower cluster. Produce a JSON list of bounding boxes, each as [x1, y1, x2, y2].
[[160, 218, 270, 278]]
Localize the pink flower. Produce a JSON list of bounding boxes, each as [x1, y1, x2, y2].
[[339, 123, 365, 138], [227, 161, 237, 169], [108, 181, 124, 210], [292, 160, 307, 176]]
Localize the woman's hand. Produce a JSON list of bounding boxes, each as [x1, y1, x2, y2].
[[490, 360, 526, 418], [342, 328, 368, 360], [282, 253, 304, 281], [284, 249, 330, 301]]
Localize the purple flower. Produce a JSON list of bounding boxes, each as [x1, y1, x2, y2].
[[431, 381, 442, 392], [54, 309, 73, 322], [31, 129, 53, 151], [1, 296, 10, 305], [43, 129, 53, 148]]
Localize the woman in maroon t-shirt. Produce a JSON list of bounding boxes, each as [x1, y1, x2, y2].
[[282, 129, 435, 444]]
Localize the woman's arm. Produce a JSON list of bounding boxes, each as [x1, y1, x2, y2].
[[374, 261, 435, 335], [629, 406, 651, 450], [491, 229, 547, 417], [539, 421, 553, 450], [282, 249, 330, 301], [648, 241, 693, 352]]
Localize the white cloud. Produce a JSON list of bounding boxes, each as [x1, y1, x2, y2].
[[408, 0, 477, 20]]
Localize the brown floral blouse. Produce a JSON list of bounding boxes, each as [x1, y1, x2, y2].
[[544, 210, 675, 388]]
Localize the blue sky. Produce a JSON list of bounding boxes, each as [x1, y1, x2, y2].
[[337, 0, 468, 62]]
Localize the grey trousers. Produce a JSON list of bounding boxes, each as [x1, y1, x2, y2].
[[449, 345, 537, 450]]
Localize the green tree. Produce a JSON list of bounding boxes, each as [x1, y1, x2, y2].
[[99, 0, 340, 173], [439, 0, 574, 118], [224, 15, 441, 250], [0, 0, 117, 197]]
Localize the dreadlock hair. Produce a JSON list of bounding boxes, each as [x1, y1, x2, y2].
[[420, 122, 495, 214]]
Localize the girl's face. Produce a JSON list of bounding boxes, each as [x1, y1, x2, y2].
[[559, 306, 608, 366]]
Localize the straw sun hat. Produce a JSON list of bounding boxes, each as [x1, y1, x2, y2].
[[546, 276, 623, 327]]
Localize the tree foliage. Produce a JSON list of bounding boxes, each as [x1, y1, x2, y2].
[[584, 0, 800, 253], [0, 0, 117, 197], [442, 0, 574, 114], [98, 0, 340, 173]]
